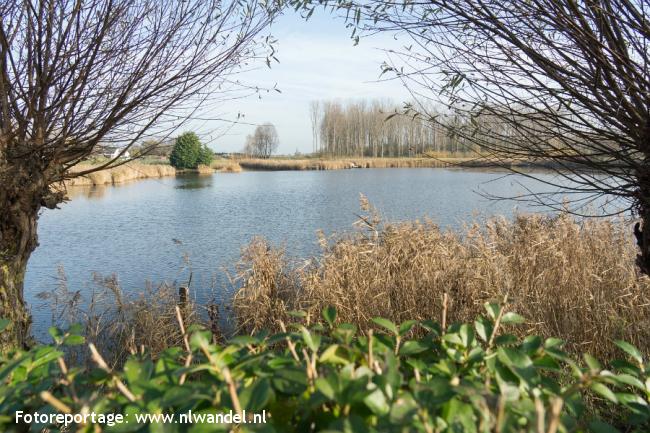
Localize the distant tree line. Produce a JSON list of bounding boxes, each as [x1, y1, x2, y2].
[[243, 123, 279, 158], [310, 99, 480, 157]]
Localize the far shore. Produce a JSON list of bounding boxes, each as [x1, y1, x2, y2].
[[64, 155, 549, 187]]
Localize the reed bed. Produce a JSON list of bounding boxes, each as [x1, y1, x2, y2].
[[233, 199, 650, 361], [39, 270, 211, 368], [210, 158, 242, 172], [196, 164, 215, 174], [65, 163, 176, 187], [237, 157, 462, 171]]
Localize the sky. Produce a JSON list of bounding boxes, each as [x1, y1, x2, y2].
[[189, 9, 412, 155]]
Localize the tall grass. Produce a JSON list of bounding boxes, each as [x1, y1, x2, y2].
[[233, 199, 650, 360], [210, 158, 242, 172], [236, 157, 461, 171], [65, 163, 176, 187], [38, 269, 212, 367]]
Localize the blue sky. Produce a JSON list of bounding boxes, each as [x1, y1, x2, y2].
[[191, 9, 411, 154]]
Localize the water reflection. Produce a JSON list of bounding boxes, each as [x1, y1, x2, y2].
[[174, 173, 213, 190], [66, 185, 108, 200]]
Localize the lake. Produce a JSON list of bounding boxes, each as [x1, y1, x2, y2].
[[25, 167, 610, 338]]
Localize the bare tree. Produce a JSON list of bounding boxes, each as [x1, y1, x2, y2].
[[0, 0, 278, 348], [313, 98, 469, 157], [313, 0, 650, 272], [309, 100, 320, 153], [248, 123, 279, 158]]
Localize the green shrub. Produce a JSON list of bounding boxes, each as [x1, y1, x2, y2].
[[169, 132, 213, 169], [197, 144, 214, 167], [1, 305, 649, 432]]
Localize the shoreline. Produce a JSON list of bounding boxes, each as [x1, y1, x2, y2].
[[64, 156, 556, 188]]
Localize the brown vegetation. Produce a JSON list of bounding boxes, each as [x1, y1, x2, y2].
[[232, 200, 650, 361], [65, 163, 176, 187], [40, 271, 211, 367], [236, 156, 469, 171], [210, 158, 242, 172]]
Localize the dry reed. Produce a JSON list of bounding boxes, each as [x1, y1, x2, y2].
[[39, 270, 205, 367], [196, 164, 215, 174], [210, 158, 242, 172], [232, 199, 650, 361], [65, 163, 176, 187], [237, 157, 463, 171]]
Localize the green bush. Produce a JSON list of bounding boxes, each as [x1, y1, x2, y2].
[[196, 145, 214, 167], [1, 305, 649, 432], [169, 132, 213, 169]]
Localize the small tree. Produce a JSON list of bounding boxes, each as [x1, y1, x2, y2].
[[197, 145, 215, 167], [169, 132, 212, 169]]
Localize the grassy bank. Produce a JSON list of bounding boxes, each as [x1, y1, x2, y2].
[[65, 163, 176, 187], [233, 202, 650, 361], [235, 156, 472, 171], [64, 155, 522, 185]]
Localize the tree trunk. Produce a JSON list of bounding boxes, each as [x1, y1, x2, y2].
[[0, 191, 40, 350], [634, 157, 650, 276]]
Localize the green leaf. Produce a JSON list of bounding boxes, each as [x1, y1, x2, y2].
[[398, 320, 418, 336], [590, 383, 618, 403], [588, 420, 620, 433], [501, 312, 525, 325], [239, 378, 272, 411], [0, 318, 10, 332], [63, 334, 85, 346], [315, 377, 336, 400], [322, 306, 337, 328], [300, 326, 320, 352], [319, 344, 350, 365], [48, 327, 63, 344], [389, 392, 418, 424], [372, 317, 398, 335], [458, 324, 474, 348], [584, 354, 601, 372], [484, 302, 501, 321], [474, 316, 493, 343], [399, 340, 428, 356], [614, 340, 643, 365], [364, 388, 390, 415]]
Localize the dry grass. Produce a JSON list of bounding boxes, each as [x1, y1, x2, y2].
[[196, 164, 215, 174], [38, 268, 219, 368], [233, 199, 650, 361], [236, 157, 462, 171], [211, 158, 242, 172], [65, 163, 176, 187]]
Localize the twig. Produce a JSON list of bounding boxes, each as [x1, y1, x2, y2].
[[40, 391, 72, 414], [88, 343, 137, 402], [367, 329, 374, 368], [175, 305, 193, 385], [441, 292, 449, 331], [221, 367, 243, 415], [278, 321, 300, 362], [547, 397, 564, 433], [488, 294, 509, 349]]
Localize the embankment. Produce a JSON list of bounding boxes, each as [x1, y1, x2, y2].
[[65, 163, 177, 187]]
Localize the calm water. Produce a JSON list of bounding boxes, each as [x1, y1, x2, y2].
[[25, 168, 604, 338]]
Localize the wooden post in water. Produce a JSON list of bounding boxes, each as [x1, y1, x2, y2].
[[178, 286, 189, 309]]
